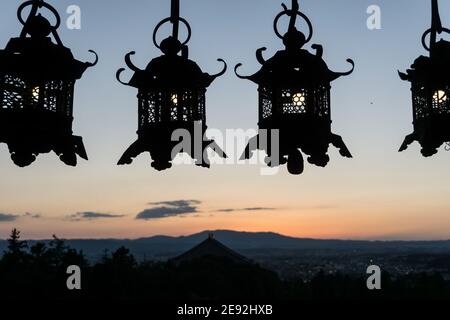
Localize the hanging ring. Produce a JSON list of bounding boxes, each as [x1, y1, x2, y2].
[[18, 0, 61, 30], [153, 17, 192, 49], [421, 28, 450, 51], [274, 10, 313, 43]]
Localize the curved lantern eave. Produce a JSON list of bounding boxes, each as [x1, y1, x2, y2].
[[235, 0, 354, 175], [116, 0, 227, 171], [0, 0, 97, 167]]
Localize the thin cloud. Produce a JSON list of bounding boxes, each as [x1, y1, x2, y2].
[[217, 207, 275, 213], [217, 209, 236, 212], [24, 212, 42, 219], [69, 212, 126, 221], [148, 200, 201, 207], [137, 200, 201, 220], [0, 213, 18, 222]]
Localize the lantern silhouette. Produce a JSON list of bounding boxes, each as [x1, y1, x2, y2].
[[0, 0, 97, 167], [399, 0, 450, 157], [235, 0, 354, 175], [117, 0, 227, 171]]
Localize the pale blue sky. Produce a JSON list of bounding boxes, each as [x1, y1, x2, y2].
[[1, 0, 450, 240]]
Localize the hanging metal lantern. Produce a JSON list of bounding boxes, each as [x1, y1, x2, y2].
[[399, 0, 450, 157], [235, 0, 354, 175], [0, 0, 97, 167], [117, 0, 227, 171]]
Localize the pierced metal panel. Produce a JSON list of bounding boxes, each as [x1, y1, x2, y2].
[[259, 86, 273, 120], [412, 84, 429, 120], [314, 84, 330, 117], [281, 89, 307, 114], [0, 73, 74, 117], [138, 89, 206, 129], [411, 84, 450, 120], [1, 74, 27, 109], [138, 91, 160, 127]]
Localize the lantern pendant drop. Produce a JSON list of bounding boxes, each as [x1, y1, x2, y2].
[[0, 0, 98, 167], [399, 0, 450, 157], [235, 0, 354, 175], [117, 0, 227, 171]]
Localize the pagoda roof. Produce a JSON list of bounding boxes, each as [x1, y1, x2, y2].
[[171, 234, 252, 265]]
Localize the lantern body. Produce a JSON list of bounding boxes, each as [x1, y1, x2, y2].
[[0, 5, 96, 167], [399, 40, 450, 156], [117, 22, 227, 170], [236, 4, 354, 175]]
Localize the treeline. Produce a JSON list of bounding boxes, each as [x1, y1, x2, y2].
[[1, 229, 450, 300]]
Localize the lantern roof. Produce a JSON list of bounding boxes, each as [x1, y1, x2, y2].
[[235, 1, 354, 88], [399, 40, 450, 85], [0, 36, 97, 81], [118, 49, 226, 91], [399, 0, 450, 85], [0, 1, 97, 81], [235, 46, 354, 88]]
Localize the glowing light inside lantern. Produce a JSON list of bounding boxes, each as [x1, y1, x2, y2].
[[292, 92, 306, 106], [433, 90, 447, 103], [32, 86, 40, 100], [171, 94, 178, 105]]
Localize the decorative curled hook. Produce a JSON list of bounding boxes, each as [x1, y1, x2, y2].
[[117, 52, 142, 86], [256, 47, 267, 65], [152, 17, 192, 50], [124, 51, 142, 73], [18, 0, 61, 30], [337, 59, 355, 76], [116, 68, 130, 86], [273, 6, 313, 43], [86, 50, 99, 67], [234, 63, 252, 80], [211, 59, 228, 78], [311, 44, 323, 58]]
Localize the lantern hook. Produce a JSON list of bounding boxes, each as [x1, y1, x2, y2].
[[152, 0, 192, 52], [18, 0, 61, 29], [273, 0, 313, 44], [421, 0, 450, 52], [17, 0, 63, 45]]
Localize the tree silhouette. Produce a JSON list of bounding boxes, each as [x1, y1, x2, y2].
[[1, 229, 450, 301]]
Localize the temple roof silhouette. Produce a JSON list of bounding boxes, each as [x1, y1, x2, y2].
[[171, 233, 252, 265]]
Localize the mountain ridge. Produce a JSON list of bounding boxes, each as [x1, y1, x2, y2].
[[1, 230, 450, 262]]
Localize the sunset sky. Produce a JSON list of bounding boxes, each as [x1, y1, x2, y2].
[[1, 0, 450, 240]]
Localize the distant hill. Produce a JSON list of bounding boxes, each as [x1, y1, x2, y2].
[[1, 230, 450, 262]]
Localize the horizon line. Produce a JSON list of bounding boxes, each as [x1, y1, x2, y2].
[[2, 229, 450, 243]]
